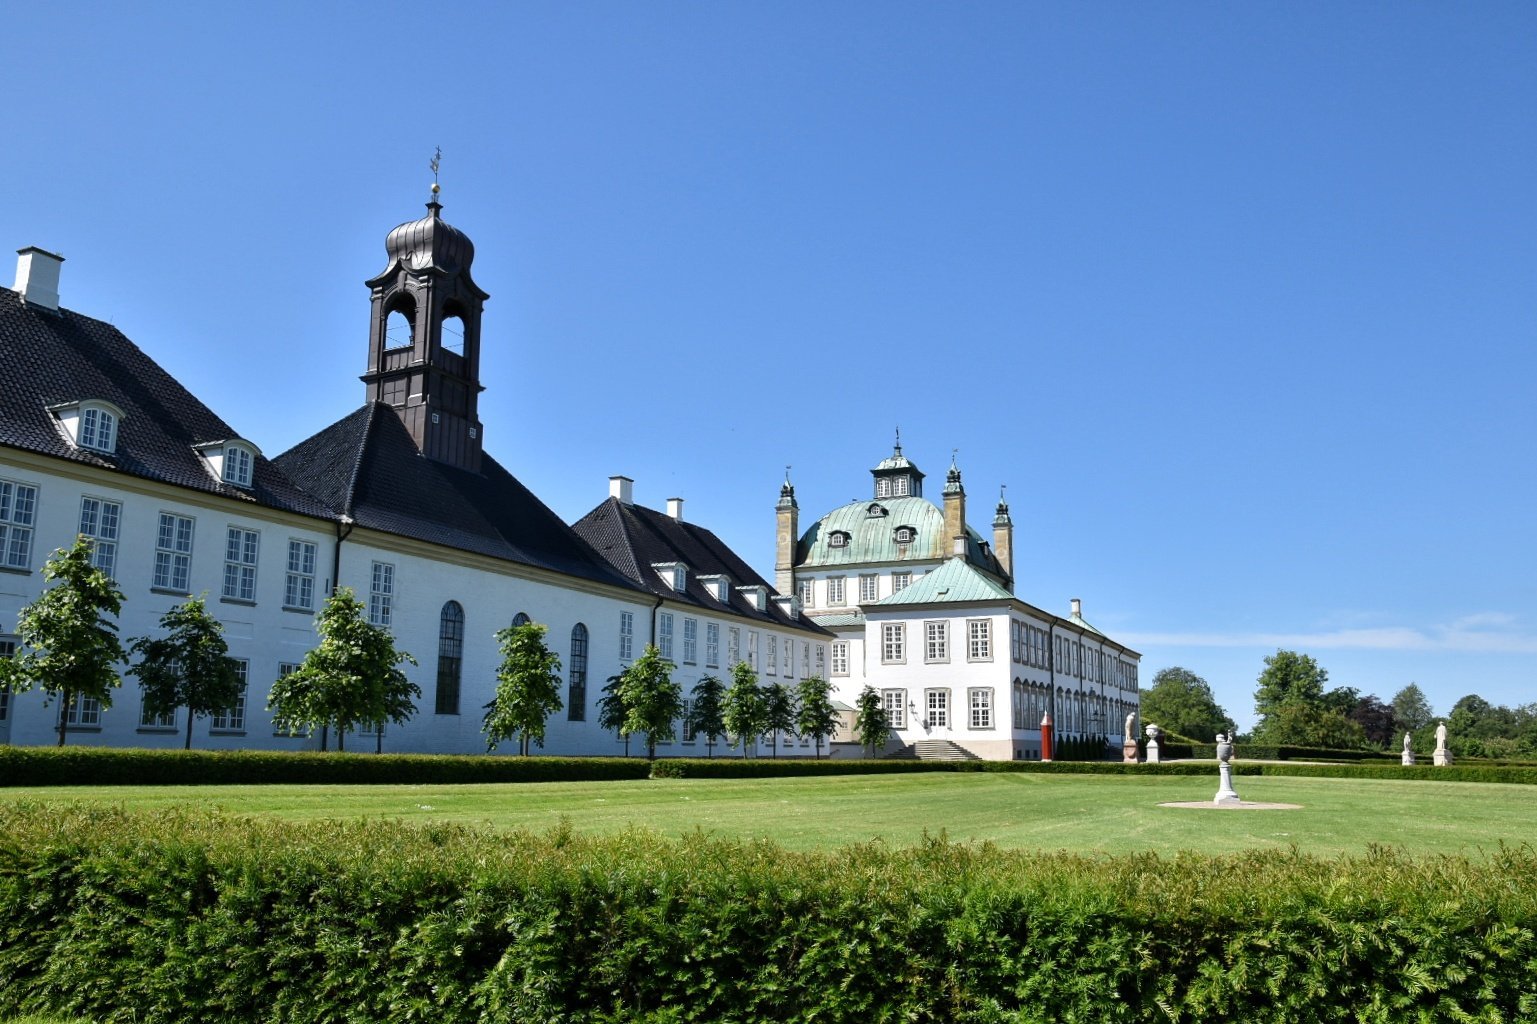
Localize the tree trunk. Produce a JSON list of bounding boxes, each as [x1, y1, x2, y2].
[[338, 727, 345, 752], [185, 712, 193, 750], [647, 738, 656, 761], [56, 688, 69, 747], [376, 724, 383, 755], [320, 723, 329, 752]]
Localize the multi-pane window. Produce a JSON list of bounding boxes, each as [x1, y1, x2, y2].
[[0, 637, 13, 722], [153, 512, 194, 591], [801, 642, 810, 678], [728, 627, 740, 666], [568, 623, 588, 721], [892, 571, 911, 593], [785, 639, 796, 679], [682, 617, 698, 665], [139, 688, 176, 729], [827, 577, 846, 605], [78, 497, 121, 576], [658, 612, 674, 661], [969, 688, 993, 729], [681, 698, 696, 742], [925, 689, 949, 729], [882, 623, 905, 663], [435, 601, 465, 715], [767, 635, 777, 675], [285, 540, 317, 610], [64, 694, 103, 728], [859, 575, 879, 603], [882, 688, 906, 729], [815, 644, 825, 676], [831, 641, 849, 676], [369, 561, 394, 626], [798, 579, 813, 607], [274, 663, 307, 736], [223, 527, 259, 602], [925, 621, 948, 663], [211, 660, 249, 731], [747, 631, 758, 670], [875, 477, 892, 498], [619, 611, 634, 660], [968, 620, 992, 661], [223, 444, 253, 487], [0, 479, 39, 570], [705, 622, 720, 667], [78, 406, 118, 453]]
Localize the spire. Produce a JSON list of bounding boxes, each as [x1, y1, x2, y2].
[[777, 465, 797, 509], [994, 484, 1011, 526], [944, 448, 963, 495]]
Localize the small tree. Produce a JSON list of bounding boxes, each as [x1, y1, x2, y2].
[[688, 674, 728, 757], [1391, 683, 1434, 733], [1138, 666, 1234, 742], [0, 538, 127, 746], [597, 673, 631, 756], [761, 682, 797, 758], [853, 685, 891, 757], [722, 661, 765, 758], [795, 675, 840, 759], [618, 644, 683, 760], [127, 595, 242, 749], [482, 621, 563, 755], [268, 587, 418, 750]]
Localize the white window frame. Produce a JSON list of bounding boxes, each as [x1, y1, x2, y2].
[[881, 622, 905, 664], [968, 619, 992, 662], [139, 691, 176, 730], [211, 660, 249, 732], [223, 443, 254, 487], [705, 622, 720, 667], [274, 663, 308, 736], [831, 640, 849, 676], [223, 526, 260, 602], [815, 644, 825, 676], [859, 574, 879, 603], [682, 617, 698, 665], [882, 688, 906, 729], [285, 539, 317, 611], [0, 637, 13, 722], [153, 512, 194, 592], [619, 610, 635, 661], [79, 404, 119, 453], [827, 576, 846, 606], [767, 635, 778, 675], [63, 693, 103, 728], [78, 496, 122, 577], [658, 612, 674, 661], [801, 641, 810, 678], [892, 571, 911, 593], [0, 479, 39, 571], [969, 687, 993, 729], [924, 620, 948, 663], [369, 561, 394, 626], [925, 688, 950, 729], [728, 626, 741, 666], [748, 631, 759, 670], [798, 579, 813, 607]]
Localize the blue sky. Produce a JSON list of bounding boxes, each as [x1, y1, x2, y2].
[[5, 3, 1533, 729]]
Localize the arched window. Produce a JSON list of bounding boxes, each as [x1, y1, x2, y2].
[[511, 612, 531, 627], [893, 526, 916, 545], [385, 309, 413, 350], [442, 312, 466, 356], [828, 531, 849, 549], [435, 601, 465, 715], [568, 623, 588, 722]]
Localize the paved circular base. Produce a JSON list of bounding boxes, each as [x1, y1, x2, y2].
[[1158, 800, 1303, 810]]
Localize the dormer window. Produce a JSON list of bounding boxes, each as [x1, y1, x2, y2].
[[698, 574, 733, 603], [875, 477, 892, 498], [195, 439, 260, 490], [894, 525, 916, 545], [49, 400, 125, 455], [828, 531, 850, 549], [652, 561, 688, 593], [866, 503, 887, 518], [737, 585, 768, 611]]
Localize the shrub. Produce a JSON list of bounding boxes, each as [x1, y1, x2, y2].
[[1, 805, 1535, 1023]]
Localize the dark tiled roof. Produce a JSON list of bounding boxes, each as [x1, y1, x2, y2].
[[0, 287, 329, 518], [275, 404, 640, 590], [573, 497, 832, 636]]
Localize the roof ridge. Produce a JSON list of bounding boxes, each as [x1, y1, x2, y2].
[[340, 403, 382, 519]]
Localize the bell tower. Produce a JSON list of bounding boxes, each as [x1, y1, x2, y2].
[[361, 189, 490, 473]]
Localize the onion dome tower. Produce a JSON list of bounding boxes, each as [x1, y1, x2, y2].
[[361, 185, 490, 472]]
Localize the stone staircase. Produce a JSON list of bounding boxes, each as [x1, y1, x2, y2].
[[889, 739, 981, 761]]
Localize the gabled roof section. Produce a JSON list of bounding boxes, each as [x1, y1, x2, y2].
[[275, 404, 639, 589], [573, 497, 832, 636], [0, 286, 328, 517], [1069, 608, 1108, 638], [871, 557, 1014, 606]]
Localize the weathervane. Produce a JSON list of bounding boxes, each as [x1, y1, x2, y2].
[[429, 146, 443, 199]]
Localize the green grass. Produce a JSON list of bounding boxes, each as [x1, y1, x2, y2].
[[5, 771, 1532, 856]]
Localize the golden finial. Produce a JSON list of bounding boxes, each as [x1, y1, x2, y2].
[[429, 146, 443, 198]]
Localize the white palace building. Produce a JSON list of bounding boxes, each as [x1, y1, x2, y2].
[[0, 201, 1135, 759]]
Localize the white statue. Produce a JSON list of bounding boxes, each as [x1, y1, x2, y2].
[[1124, 712, 1136, 744], [1434, 721, 1452, 766], [1213, 732, 1240, 804], [1401, 731, 1415, 767]]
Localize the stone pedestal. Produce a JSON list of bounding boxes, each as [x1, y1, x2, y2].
[[1214, 763, 1240, 804], [1146, 738, 1160, 764], [1123, 740, 1139, 764], [1434, 750, 1452, 767], [1402, 750, 1416, 766]]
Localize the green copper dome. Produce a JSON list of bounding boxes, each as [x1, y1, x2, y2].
[[795, 495, 998, 572]]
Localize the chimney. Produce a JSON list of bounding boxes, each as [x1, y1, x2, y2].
[[609, 476, 634, 504], [14, 247, 64, 312], [666, 497, 684, 521], [1071, 598, 1082, 618]]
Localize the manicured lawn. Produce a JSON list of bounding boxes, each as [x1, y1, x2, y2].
[[4, 771, 1531, 856]]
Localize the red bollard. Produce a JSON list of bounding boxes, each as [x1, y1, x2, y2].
[[1040, 710, 1054, 762]]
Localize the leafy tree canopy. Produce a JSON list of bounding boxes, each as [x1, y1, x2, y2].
[[760, 682, 798, 758], [688, 675, 728, 757], [617, 644, 683, 760], [127, 595, 242, 750], [853, 685, 891, 756], [1346, 693, 1397, 748], [1390, 683, 1434, 733], [1253, 702, 1369, 749], [267, 587, 418, 750], [795, 676, 840, 759], [1137, 666, 1234, 742], [482, 622, 563, 755], [1253, 649, 1329, 733], [0, 538, 127, 746], [722, 661, 765, 758]]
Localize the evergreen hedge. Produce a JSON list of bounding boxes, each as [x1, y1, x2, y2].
[[1, 805, 1534, 1023]]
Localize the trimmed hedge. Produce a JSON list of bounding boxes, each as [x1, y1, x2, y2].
[[6, 745, 1537, 788], [1, 805, 1535, 1023]]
